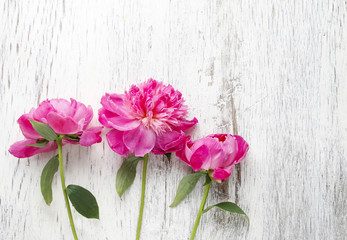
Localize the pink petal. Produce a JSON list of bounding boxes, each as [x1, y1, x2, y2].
[[79, 126, 103, 146], [70, 98, 93, 128], [213, 167, 232, 180], [17, 113, 41, 139], [208, 134, 227, 142], [83, 105, 94, 128], [98, 108, 115, 128], [176, 139, 195, 165], [205, 137, 227, 169], [9, 140, 57, 158], [47, 112, 82, 134], [106, 129, 129, 155], [123, 126, 156, 157], [154, 130, 186, 154], [209, 134, 238, 168], [175, 140, 191, 164], [101, 93, 129, 117], [103, 114, 140, 131], [233, 135, 249, 164], [33, 100, 54, 123], [190, 144, 209, 172], [176, 117, 198, 131], [49, 98, 75, 117]]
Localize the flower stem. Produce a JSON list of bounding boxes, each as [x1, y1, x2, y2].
[[190, 181, 211, 240], [57, 136, 78, 240], [136, 153, 148, 240]]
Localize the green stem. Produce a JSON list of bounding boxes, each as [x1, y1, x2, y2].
[[136, 153, 148, 240], [57, 136, 78, 240], [190, 181, 211, 240]]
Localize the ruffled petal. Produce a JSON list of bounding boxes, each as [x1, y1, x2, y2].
[[101, 93, 129, 118], [33, 100, 54, 123], [70, 98, 93, 128], [106, 129, 129, 155], [79, 126, 103, 146], [49, 98, 75, 117], [46, 112, 82, 134], [17, 112, 41, 139], [213, 167, 232, 180], [103, 113, 140, 131], [208, 134, 239, 168], [98, 108, 115, 128], [123, 126, 156, 157], [152, 130, 186, 154], [8, 139, 57, 158], [176, 117, 198, 131]]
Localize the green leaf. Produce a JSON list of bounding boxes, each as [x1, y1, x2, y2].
[[116, 157, 143, 198], [40, 155, 59, 205], [29, 120, 58, 141], [164, 153, 171, 162], [170, 171, 206, 207], [203, 202, 249, 222], [66, 185, 99, 219], [27, 141, 49, 148], [28, 139, 49, 147], [64, 134, 80, 142]]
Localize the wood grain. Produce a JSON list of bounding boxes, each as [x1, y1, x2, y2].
[[1, 0, 346, 239]]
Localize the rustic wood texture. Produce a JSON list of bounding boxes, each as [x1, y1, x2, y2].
[[1, 0, 346, 239]]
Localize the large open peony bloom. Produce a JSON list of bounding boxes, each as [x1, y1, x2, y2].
[[9, 98, 103, 158], [176, 134, 249, 181], [99, 79, 198, 157]]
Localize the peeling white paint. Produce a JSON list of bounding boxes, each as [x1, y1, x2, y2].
[[0, 0, 346, 239]]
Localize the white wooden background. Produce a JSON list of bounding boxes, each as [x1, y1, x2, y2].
[[1, 0, 346, 239]]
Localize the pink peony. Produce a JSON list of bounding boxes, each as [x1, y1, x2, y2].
[[99, 79, 198, 157], [176, 134, 249, 181], [9, 98, 103, 158]]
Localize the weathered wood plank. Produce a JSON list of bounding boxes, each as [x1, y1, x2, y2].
[[1, 0, 346, 239]]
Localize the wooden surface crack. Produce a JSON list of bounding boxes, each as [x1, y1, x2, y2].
[[231, 92, 241, 204]]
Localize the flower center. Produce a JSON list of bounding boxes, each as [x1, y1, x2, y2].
[[140, 111, 169, 134], [125, 79, 189, 135]]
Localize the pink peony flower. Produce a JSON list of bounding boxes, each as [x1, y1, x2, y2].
[[176, 134, 249, 181], [99, 78, 198, 157], [9, 98, 103, 158]]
